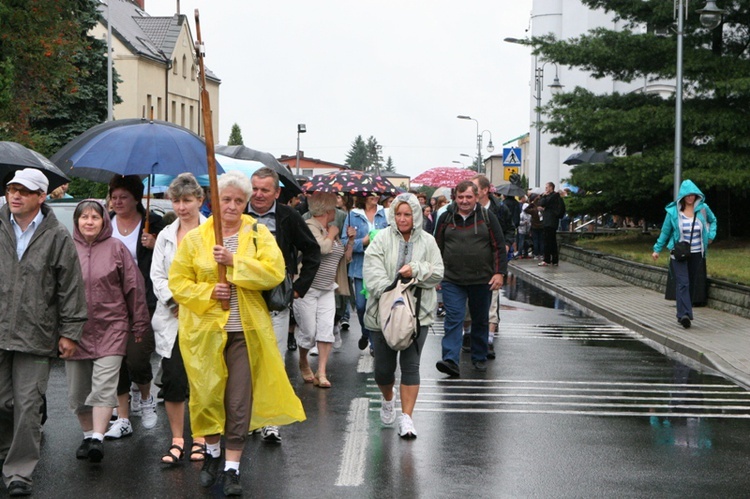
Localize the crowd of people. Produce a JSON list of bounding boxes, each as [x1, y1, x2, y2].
[[1, 165, 713, 497]]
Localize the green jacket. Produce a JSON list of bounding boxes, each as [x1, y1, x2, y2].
[[363, 193, 444, 331], [0, 203, 87, 356]]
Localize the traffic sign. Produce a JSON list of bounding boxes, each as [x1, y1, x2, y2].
[[504, 167, 519, 181], [502, 147, 522, 166]]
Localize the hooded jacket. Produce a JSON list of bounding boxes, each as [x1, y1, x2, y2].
[[342, 204, 388, 279], [151, 214, 206, 358], [73, 201, 150, 360], [434, 201, 507, 285], [653, 179, 717, 256], [168, 215, 305, 434], [0, 203, 87, 356], [363, 193, 444, 331]]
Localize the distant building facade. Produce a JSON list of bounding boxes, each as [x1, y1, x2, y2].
[[278, 153, 347, 178], [92, 0, 220, 141]]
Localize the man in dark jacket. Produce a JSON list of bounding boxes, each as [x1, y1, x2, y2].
[[249, 167, 320, 442], [538, 182, 566, 266], [0, 169, 87, 496], [434, 181, 506, 377]]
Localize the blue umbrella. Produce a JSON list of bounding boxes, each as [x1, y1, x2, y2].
[[51, 119, 223, 183], [141, 155, 291, 195]]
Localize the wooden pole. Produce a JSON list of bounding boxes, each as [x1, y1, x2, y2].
[[195, 9, 228, 310]]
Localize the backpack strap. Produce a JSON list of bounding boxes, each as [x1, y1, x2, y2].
[[412, 285, 423, 354]]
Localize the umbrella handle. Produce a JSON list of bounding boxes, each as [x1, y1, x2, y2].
[[144, 176, 151, 234]]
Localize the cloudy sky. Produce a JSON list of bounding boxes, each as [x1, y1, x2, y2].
[[148, 0, 535, 177]]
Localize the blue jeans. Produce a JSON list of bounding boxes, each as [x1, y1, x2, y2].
[[531, 228, 544, 257], [353, 278, 371, 344], [441, 281, 492, 363]]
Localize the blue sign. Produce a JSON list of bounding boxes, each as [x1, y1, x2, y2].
[[502, 147, 522, 167]]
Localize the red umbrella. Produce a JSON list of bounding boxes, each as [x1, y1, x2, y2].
[[412, 166, 476, 188]]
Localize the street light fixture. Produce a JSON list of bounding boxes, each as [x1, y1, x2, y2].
[[673, 1, 725, 199], [452, 160, 465, 167], [456, 115, 494, 174], [504, 37, 564, 188], [295, 123, 306, 175]]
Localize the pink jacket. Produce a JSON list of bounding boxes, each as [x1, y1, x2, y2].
[[72, 201, 150, 360]]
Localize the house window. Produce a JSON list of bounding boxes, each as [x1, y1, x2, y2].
[[189, 105, 194, 131], [191, 64, 196, 81], [156, 97, 162, 120], [172, 58, 177, 75], [171, 101, 176, 123], [302, 169, 313, 177], [180, 103, 185, 127], [182, 55, 187, 78], [146, 94, 152, 119]]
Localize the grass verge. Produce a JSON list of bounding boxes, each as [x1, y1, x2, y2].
[[570, 232, 750, 286]]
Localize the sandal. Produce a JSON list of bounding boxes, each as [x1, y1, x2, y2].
[[161, 443, 184, 464], [314, 373, 331, 389], [299, 363, 315, 383], [189, 441, 206, 462]]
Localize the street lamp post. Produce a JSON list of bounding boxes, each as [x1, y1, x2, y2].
[[457, 116, 494, 174], [295, 123, 306, 176], [674, 1, 725, 200], [504, 38, 563, 188]]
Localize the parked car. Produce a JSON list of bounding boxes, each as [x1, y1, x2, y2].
[[48, 198, 173, 234]]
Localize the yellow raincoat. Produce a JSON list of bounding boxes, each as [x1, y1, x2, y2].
[[168, 215, 306, 436]]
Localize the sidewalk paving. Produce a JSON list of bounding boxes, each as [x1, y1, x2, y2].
[[509, 257, 750, 390]]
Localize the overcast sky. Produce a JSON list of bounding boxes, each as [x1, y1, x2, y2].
[[148, 0, 534, 177]]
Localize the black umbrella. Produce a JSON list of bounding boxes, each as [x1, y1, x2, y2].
[[0, 141, 70, 193], [563, 150, 612, 165], [495, 183, 526, 197], [215, 144, 302, 195]]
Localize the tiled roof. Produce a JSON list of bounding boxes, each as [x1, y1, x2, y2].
[[98, 0, 219, 80]]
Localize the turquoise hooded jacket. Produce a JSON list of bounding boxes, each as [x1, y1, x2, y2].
[[653, 179, 717, 256]]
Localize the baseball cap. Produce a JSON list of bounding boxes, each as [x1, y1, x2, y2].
[[7, 168, 49, 193]]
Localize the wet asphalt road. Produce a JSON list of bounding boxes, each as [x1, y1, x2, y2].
[[12, 275, 750, 498]]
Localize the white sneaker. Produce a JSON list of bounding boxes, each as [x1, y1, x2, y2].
[[333, 325, 342, 349], [398, 413, 417, 439], [309, 345, 319, 356], [380, 396, 396, 425], [104, 418, 133, 440], [140, 395, 158, 429], [261, 425, 281, 443], [130, 385, 142, 416]]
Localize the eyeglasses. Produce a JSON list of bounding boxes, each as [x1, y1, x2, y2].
[[6, 185, 42, 197]]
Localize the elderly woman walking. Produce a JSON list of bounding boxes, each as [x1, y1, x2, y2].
[[67, 200, 150, 463], [150, 173, 207, 464], [363, 193, 444, 439], [169, 171, 305, 496], [294, 192, 350, 388]]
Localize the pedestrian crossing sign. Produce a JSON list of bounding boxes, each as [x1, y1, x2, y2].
[[502, 147, 522, 167]]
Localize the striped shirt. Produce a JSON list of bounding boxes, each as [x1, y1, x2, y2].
[[223, 233, 243, 332], [311, 240, 345, 290], [679, 212, 703, 254]]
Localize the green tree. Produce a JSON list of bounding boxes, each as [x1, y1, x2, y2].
[[532, 0, 749, 236], [384, 156, 395, 172], [365, 135, 380, 173], [345, 135, 368, 170], [227, 123, 243, 145]]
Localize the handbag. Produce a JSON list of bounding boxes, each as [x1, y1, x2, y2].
[[671, 215, 696, 262], [379, 276, 423, 352], [665, 257, 708, 305], [251, 223, 293, 311], [263, 273, 293, 312]]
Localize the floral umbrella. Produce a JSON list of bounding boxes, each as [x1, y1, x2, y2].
[[412, 166, 476, 188], [302, 170, 400, 195]]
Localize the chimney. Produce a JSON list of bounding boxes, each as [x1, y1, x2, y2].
[[135, 0, 145, 9]]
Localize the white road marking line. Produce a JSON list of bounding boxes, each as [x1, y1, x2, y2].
[[357, 354, 373, 373], [335, 398, 371, 487], [367, 407, 750, 418], [364, 390, 750, 403]]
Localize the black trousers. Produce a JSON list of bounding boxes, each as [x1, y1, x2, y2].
[[543, 227, 558, 264]]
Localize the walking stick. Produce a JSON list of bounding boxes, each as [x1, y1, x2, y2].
[[195, 10, 229, 310]]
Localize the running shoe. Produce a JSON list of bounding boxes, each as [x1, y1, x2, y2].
[[398, 413, 417, 439], [380, 396, 396, 425], [104, 418, 133, 440]]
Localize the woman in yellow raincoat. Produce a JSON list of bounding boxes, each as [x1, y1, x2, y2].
[[168, 171, 305, 495]]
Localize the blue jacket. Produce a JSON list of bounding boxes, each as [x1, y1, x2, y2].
[[342, 207, 388, 279], [653, 180, 717, 256]]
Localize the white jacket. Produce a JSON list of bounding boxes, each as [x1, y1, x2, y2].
[[150, 215, 206, 357]]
